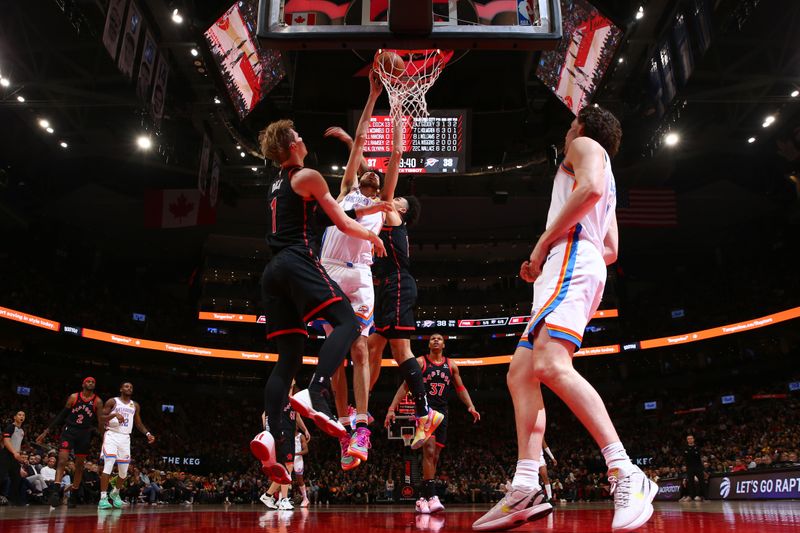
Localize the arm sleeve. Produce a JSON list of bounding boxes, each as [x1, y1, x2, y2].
[[48, 408, 70, 431], [315, 207, 357, 228]]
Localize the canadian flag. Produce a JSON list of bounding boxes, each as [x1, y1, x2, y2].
[[284, 12, 317, 25], [144, 189, 216, 228]]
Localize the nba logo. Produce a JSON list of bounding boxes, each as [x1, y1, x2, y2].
[[517, 0, 535, 26]]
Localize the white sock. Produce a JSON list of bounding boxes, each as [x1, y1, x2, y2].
[[602, 442, 634, 474], [545, 483, 552, 499], [338, 416, 351, 428], [511, 459, 540, 490], [100, 491, 107, 499], [356, 413, 369, 426]]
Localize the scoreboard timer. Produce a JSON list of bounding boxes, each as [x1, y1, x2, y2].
[[351, 110, 468, 174]]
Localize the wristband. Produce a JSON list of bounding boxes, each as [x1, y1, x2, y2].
[[455, 385, 466, 393], [544, 447, 555, 460]]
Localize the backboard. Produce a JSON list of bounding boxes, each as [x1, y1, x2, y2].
[[257, 0, 562, 50]]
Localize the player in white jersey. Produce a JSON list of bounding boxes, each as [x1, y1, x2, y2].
[[319, 72, 388, 471], [474, 106, 656, 532], [98, 382, 155, 510], [293, 429, 310, 507]]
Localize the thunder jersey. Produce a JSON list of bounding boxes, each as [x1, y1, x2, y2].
[[372, 223, 411, 278], [266, 166, 322, 256], [107, 397, 136, 435], [66, 392, 97, 429], [546, 148, 617, 254], [320, 189, 383, 265], [422, 355, 453, 412]]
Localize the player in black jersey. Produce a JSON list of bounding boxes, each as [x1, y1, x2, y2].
[[386, 333, 479, 513], [250, 118, 387, 485], [37, 376, 104, 508], [367, 123, 442, 450]]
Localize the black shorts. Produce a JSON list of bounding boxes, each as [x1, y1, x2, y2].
[[374, 271, 417, 339], [262, 246, 347, 340], [60, 426, 92, 456], [275, 431, 295, 465], [432, 411, 447, 447]]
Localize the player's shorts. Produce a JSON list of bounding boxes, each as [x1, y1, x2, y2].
[[432, 411, 448, 448], [100, 431, 131, 464], [374, 270, 417, 339], [293, 455, 304, 475], [59, 426, 92, 457], [321, 259, 375, 336], [276, 432, 295, 466], [261, 246, 348, 340], [518, 224, 606, 351]]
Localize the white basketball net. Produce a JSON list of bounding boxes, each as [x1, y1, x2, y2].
[[373, 49, 450, 148]]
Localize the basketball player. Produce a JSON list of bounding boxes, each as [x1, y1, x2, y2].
[[366, 122, 443, 450], [260, 382, 309, 511], [250, 117, 387, 484], [293, 428, 310, 507], [37, 377, 103, 508], [97, 382, 155, 510], [473, 106, 656, 532], [385, 333, 479, 513], [319, 72, 385, 471], [540, 437, 557, 501]]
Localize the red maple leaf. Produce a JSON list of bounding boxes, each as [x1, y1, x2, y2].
[[294, 15, 305, 24], [169, 193, 195, 222]]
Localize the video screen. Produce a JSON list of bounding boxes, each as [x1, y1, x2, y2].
[[721, 395, 736, 405], [643, 401, 658, 411], [204, 0, 286, 118], [16, 386, 31, 396], [536, 0, 623, 114], [162, 404, 175, 413], [132, 313, 147, 322]]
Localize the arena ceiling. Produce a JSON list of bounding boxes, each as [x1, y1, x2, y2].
[[0, 0, 797, 261]]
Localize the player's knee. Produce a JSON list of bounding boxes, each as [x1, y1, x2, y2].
[[531, 351, 564, 383], [351, 338, 368, 365]]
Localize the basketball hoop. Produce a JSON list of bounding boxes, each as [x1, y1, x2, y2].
[[373, 49, 452, 148]]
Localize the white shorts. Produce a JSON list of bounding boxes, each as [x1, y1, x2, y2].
[[321, 259, 375, 336], [294, 455, 304, 475], [101, 431, 131, 464], [519, 226, 606, 350]]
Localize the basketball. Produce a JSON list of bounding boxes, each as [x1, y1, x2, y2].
[[375, 50, 405, 77]]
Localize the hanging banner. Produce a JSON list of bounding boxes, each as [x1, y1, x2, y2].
[[117, 0, 143, 79], [102, 0, 128, 60], [198, 133, 211, 195], [151, 53, 170, 127], [136, 30, 157, 100], [209, 152, 221, 207]]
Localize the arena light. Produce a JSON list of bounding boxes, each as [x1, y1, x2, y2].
[[487, 165, 493, 169], [60, 141, 68, 148], [137, 135, 153, 150], [190, 48, 199, 57], [38, 118, 50, 129], [16, 95, 25, 102], [171, 8, 183, 24], [239, 151, 246, 158], [791, 90, 799, 98], [331, 165, 339, 171], [618, 57, 624, 64], [213, 96, 221, 104], [0, 77, 9, 87], [45, 127, 54, 134], [762, 115, 775, 127], [664, 132, 680, 147], [747, 137, 756, 144], [251, 167, 258, 172], [635, 6, 644, 20]]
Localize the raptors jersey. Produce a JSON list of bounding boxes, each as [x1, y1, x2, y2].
[[107, 397, 136, 435], [422, 355, 453, 412], [266, 166, 322, 256], [65, 393, 97, 429], [320, 189, 383, 265], [546, 150, 616, 254]]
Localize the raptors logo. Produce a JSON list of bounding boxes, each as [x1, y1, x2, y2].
[[61, 441, 69, 449]]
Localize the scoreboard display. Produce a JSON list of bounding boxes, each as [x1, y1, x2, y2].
[[352, 110, 468, 174]]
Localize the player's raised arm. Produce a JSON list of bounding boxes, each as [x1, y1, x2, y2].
[[293, 168, 386, 257], [450, 360, 480, 422], [380, 120, 403, 203]]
